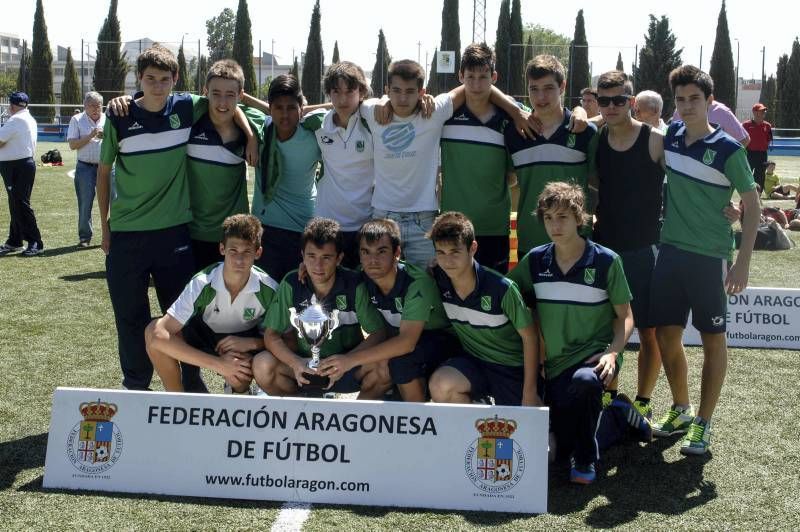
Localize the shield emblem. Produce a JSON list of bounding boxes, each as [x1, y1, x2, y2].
[[481, 295, 492, 311], [243, 308, 255, 320], [702, 148, 716, 165], [356, 140, 365, 152], [584, 268, 596, 285], [567, 133, 576, 148], [394, 297, 403, 312], [336, 295, 347, 310], [169, 114, 181, 129]]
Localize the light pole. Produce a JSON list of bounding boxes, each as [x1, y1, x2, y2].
[[271, 39, 275, 82], [734, 38, 740, 112]]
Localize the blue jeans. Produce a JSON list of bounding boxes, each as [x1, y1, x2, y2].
[[372, 209, 436, 269], [74, 161, 98, 242]]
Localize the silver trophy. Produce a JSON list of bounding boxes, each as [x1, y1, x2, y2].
[[289, 296, 340, 389]]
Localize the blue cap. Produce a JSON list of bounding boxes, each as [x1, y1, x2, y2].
[[9, 92, 29, 106]]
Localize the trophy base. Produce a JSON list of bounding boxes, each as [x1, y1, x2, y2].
[[301, 371, 330, 391]]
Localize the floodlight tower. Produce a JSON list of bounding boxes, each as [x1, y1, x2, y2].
[[472, 0, 486, 43]]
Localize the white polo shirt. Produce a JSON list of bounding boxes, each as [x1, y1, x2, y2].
[[0, 108, 37, 161], [67, 111, 106, 164], [362, 93, 453, 213], [167, 263, 279, 334], [313, 108, 374, 231]]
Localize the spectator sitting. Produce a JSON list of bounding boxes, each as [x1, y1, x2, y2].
[[763, 161, 799, 200]]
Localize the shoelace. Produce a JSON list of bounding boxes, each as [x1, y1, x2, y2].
[[656, 409, 680, 427], [686, 423, 705, 443]]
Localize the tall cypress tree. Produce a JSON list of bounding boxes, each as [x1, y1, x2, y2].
[[434, 0, 461, 93], [783, 39, 800, 131], [775, 54, 788, 128], [332, 41, 340, 65], [426, 48, 439, 95], [523, 35, 534, 105], [197, 55, 209, 94], [616, 52, 624, 72], [30, 0, 54, 122], [635, 15, 683, 118], [566, 9, 590, 109], [370, 30, 391, 97], [301, 0, 324, 104], [509, 0, 524, 97], [759, 74, 776, 119], [709, 0, 736, 111], [494, 0, 511, 92], [289, 57, 300, 79], [61, 47, 81, 106], [17, 40, 31, 95], [232, 0, 257, 94], [175, 39, 188, 92], [94, 0, 127, 101]]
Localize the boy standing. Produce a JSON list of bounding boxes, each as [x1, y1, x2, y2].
[[98, 45, 208, 391], [505, 55, 596, 257], [362, 59, 532, 269], [508, 182, 633, 485], [590, 70, 665, 422], [145, 214, 277, 393], [427, 212, 540, 407], [187, 60, 265, 270], [317, 219, 453, 402], [252, 217, 390, 399], [650, 66, 759, 455], [440, 43, 515, 273]]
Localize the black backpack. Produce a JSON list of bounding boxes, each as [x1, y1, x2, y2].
[[41, 149, 62, 164]]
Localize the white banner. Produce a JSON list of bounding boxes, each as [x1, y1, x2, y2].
[[44, 388, 548, 514], [437, 51, 456, 74], [631, 286, 800, 349]]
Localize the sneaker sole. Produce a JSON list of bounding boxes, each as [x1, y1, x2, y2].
[[652, 426, 691, 437], [679, 444, 708, 456]]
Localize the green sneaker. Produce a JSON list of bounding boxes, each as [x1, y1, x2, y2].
[[652, 405, 695, 437], [680, 418, 712, 455], [633, 400, 653, 421], [602, 391, 613, 409]]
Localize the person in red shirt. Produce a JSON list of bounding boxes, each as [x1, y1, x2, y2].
[[742, 103, 773, 190]]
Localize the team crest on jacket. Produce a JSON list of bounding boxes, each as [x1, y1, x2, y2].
[[567, 133, 576, 148], [703, 148, 717, 165], [243, 307, 256, 320], [481, 295, 492, 311], [169, 114, 181, 129], [336, 295, 347, 310], [584, 268, 596, 285], [394, 297, 403, 312], [356, 140, 365, 152]]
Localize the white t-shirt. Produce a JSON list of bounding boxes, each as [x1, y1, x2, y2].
[[314, 108, 374, 231], [67, 111, 106, 164], [0, 108, 37, 161], [362, 93, 453, 212]]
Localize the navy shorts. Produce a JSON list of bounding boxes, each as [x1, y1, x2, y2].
[[388, 330, 458, 385], [618, 245, 657, 329], [442, 355, 524, 406], [181, 316, 262, 355], [649, 244, 728, 333]]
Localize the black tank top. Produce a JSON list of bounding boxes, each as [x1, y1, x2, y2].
[[593, 123, 664, 252]]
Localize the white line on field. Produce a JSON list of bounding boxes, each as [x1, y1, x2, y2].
[[271, 501, 312, 532]]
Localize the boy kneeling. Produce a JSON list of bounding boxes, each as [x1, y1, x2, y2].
[[427, 212, 541, 407], [145, 214, 278, 393], [252, 217, 391, 399], [508, 182, 633, 485]]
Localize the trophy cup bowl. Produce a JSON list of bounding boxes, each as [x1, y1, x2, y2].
[[289, 302, 340, 390]]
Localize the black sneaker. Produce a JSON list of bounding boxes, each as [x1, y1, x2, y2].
[[0, 243, 24, 255], [21, 242, 44, 256]]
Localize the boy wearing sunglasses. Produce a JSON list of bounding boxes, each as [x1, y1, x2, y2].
[[589, 70, 665, 435]]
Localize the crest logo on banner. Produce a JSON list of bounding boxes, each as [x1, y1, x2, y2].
[[66, 399, 123, 474], [464, 415, 525, 493]]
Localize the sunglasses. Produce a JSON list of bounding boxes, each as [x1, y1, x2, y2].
[[597, 95, 631, 107]]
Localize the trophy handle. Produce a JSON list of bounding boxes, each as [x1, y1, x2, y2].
[[327, 309, 340, 340], [289, 307, 301, 336]]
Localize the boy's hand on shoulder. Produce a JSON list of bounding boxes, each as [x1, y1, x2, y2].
[[511, 107, 536, 139], [419, 93, 435, 119], [568, 106, 589, 133], [374, 97, 394, 125], [108, 95, 133, 117]]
